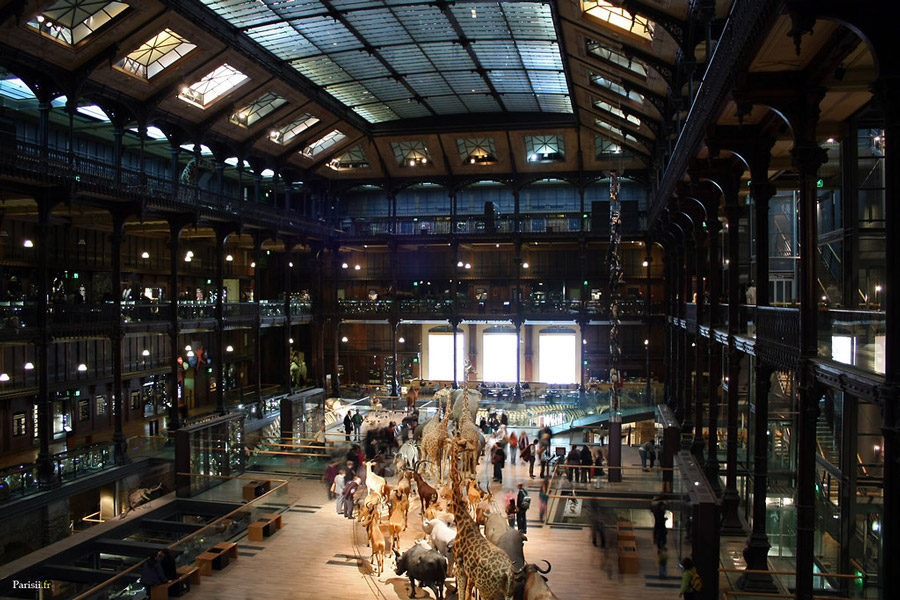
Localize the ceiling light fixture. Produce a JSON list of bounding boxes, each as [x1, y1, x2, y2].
[[23, 239, 33, 248], [24, 362, 34, 370], [226, 345, 234, 352], [226, 254, 233, 262], [141, 251, 150, 259], [0, 373, 9, 382], [77, 363, 87, 372]]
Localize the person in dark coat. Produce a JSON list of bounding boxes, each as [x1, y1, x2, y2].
[[580, 445, 593, 483], [343, 413, 353, 441], [159, 549, 177, 581], [141, 552, 168, 587], [492, 444, 506, 484], [565, 446, 581, 482]]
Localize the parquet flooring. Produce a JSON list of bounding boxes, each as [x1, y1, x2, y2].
[[186, 458, 683, 600]]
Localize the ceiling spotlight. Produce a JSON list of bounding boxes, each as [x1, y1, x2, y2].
[[185, 345, 192, 352], [398, 337, 405, 343], [644, 339, 650, 346], [141, 251, 150, 259], [184, 255, 192, 262], [342, 262, 348, 269], [522, 262, 529, 269], [142, 349, 150, 357], [77, 363, 87, 372], [465, 263, 471, 269], [250, 261, 256, 268], [0, 373, 9, 382], [23, 239, 33, 248], [24, 362, 34, 370], [186, 250, 194, 257], [226, 345, 234, 353], [226, 254, 233, 262], [354, 264, 361, 270], [457, 261, 464, 267], [642, 260, 649, 267], [582, 339, 587, 345], [289, 262, 293, 268], [341, 336, 349, 343], [289, 338, 294, 344]]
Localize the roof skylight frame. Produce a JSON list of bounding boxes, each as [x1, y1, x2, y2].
[[328, 144, 370, 171], [457, 137, 498, 165], [582, 0, 655, 41], [302, 130, 347, 159], [27, 0, 129, 47], [230, 92, 288, 128], [525, 135, 565, 163], [589, 72, 644, 104], [391, 140, 432, 168], [585, 39, 648, 79], [178, 63, 249, 110], [593, 98, 642, 127], [116, 29, 197, 80], [595, 136, 624, 157], [268, 113, 321, 145]]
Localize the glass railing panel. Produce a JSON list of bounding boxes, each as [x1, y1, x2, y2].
[[817, 309, 885, 375]]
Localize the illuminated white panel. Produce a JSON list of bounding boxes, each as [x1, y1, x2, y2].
[[482, 333, 518, 383], [428, 334, 466, 382], [539, 333, 577, 383], [831, 336, 855, 366]]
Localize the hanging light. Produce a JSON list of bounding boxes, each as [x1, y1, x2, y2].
[[142, 349, 150, 357], [289, 338, 294, 344], [141, 251, 150, 259], [226, 345, 234, 353], [398, 337, 405, 344], [342, 262, 349, 269], [522, 262, 529, 269], [23, 239, 33, 248], [354, 264, 361, 270], [24, 362, 34, 370], [77, 363, 87, 372], [225, 254, 233, 262], [250, 261, 256, 268], [0, 373, 9, 382], [289, 262, 293, 268], [186, 350, 195, 358], [341, 336, 348, 343]]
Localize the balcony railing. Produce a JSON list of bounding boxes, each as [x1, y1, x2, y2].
[[338, 299, 393, 315]]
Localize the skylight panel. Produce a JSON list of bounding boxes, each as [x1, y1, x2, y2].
[[386, 100, 430, 119], [302, 130, 346, 158], [586, 40, 648, 78], [462, 95, 501, 112], [590, 72, 644, 103], [269, 114, 320, 145], [353, 104, 397, 123], [525, 135, 565, 163], [117, 29, 196, 80], [425, 43, 476, 72], [423, 96, 467, 114], [301, 17, 361, 52], [380, 45, 432, 75], [292, 55, 353, 87], [394, 5, 454, 43], [179, 64, 249, 109], [471, 41, 524, 70], [405, 73, 453, 97], [537, 95, 573, 113], [230, 92, 287, 128], [583, 1, 655, 40], [488, 71, 533, 94], [457, 137, 497, 164], [332, 55, 393, 85], [502, 94, 540, 112], [0, 78, 36, 100], [179, 144, 213, 155], [328, 81, 376, 106], [246, 22, 316, 61], [28, 0, 128, 46], [344, 9, 411, 46], [391, 140, 431, 167], [201, 0, 281, 29], [501, 3, 557, 40], [595, 119, 622, 136], [328, 144, 370, 170], [593, 98, 641, 126], [76, 105, 110, 121], [595, 136, 623, 157], [527, 71, 568, 94], [129, 126, 168, 140]]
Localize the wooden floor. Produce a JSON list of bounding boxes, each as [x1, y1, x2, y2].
[[186, 458, 683, 600]]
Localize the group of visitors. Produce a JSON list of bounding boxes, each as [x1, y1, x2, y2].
[[342, 409, 363, 441], [503, 482, 531, 533], [140, 548, 182, 591]]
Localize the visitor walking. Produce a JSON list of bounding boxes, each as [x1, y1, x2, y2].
[[343, 412, 352, 441], [679, 556, 700, 600], [508, 431, 518, 465], [515, 482, 529, 533], [332, 468, 346, 514], [539, 476, 550, 521], [521, 439, 537, 478], [352, 409, 363, 441]]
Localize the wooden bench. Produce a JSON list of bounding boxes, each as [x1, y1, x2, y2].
[[247, 513, 284, 542], [194, 542, 238, 576], [241, 480, 271, 500], [149, 565, 199, 600]]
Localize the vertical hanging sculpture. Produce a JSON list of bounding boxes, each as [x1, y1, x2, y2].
[[607, 171, 624, 481], [608, 171, 623, 415]]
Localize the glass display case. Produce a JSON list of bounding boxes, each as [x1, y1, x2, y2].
[[175, 412, 246, 497], [280, 387, 325, 443]]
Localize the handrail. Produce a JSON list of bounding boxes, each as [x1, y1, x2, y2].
[[71, 473, 288, 600], [848, 558, 868, 581], [718, 568, 864, 579]]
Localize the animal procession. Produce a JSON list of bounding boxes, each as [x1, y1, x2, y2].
[[345, 379, 561, 600]]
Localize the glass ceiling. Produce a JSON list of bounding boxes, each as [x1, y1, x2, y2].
[[116, 29, 196, 80], [201, 0, 572, 123]]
